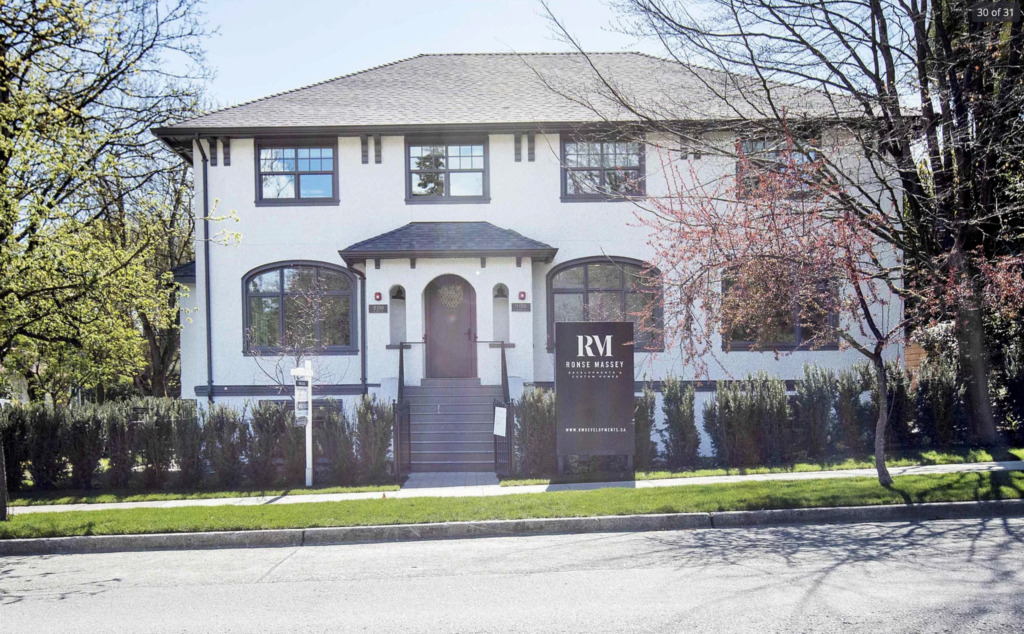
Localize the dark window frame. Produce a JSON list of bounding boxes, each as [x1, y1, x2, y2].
[[560, 136, 646, 202], [254, 138, 340, 207], [404, 136, 491, 205], [735, 136, 822, 200], [720, 277, 839, 352], [545, 256, 664, 352], [242, 261, 358, 356]]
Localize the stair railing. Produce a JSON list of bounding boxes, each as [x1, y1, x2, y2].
[[493, 342, 515, 476], [392, 342, 412, 480]]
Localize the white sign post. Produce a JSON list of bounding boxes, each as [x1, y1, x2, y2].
[[290, 360, 314, 487]]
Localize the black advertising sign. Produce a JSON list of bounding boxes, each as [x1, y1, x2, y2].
[[555, 321, 635, 458]]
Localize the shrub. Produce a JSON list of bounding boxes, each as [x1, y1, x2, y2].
[[795, 365, 836, 462], [514, 388, 557, 476], [836, 367, 872, 453], [63, 403, 105, 490], [355, 395, 393, 481], [318, 399, 356, 485], [0, 405, 29, 492], [661, 378, 699, 469], [133, 398, 175, 488], [172, 400, 204, 489], [279, 412, 306, 487], [103, 402, 135, 489], [248, 401, 288, 488], [703, 373, 790, 468], [205, 404, 246, 488], [633, 385, 657, 470], [26, 404, 66, 490], [870, 361, 915, 448], [915, 354, 967, 447]]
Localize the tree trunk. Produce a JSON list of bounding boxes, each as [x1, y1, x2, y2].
[[1, 430, 8, 521], [871, 355, 893, 486], [956, 304, 999, 446]]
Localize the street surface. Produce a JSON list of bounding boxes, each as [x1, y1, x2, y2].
[[2, 518, 1022, 633]]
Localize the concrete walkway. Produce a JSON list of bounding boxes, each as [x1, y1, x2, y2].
[[9, 460, 1024, 516]]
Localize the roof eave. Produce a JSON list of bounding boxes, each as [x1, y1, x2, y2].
[[338, 248, 558, 268]]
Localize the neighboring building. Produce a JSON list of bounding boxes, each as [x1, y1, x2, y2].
[[153, 53, 900, 470]]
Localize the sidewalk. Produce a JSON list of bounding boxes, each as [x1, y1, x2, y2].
[[10, 460, 1024, 516]]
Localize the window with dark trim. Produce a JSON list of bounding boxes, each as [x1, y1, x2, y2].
[[561, 138, 645, 201], [546, 257, 663, 351], [405, 138, 489, 203], [255, 140, 339, 206], [721, 276, 838, 351], [736, 137, 821, 198], [243, 262, 357, 355]]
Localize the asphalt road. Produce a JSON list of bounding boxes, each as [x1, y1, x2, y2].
[[2, 518, 1023, 633]]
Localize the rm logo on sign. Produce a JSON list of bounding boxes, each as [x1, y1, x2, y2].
[[577, 334, 613, 357]]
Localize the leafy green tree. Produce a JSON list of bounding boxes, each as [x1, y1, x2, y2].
[[0, 0, 209, 400]]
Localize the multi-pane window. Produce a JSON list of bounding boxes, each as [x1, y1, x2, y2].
[[562, 140, 643, 199], [407, 142, 487, 200], [548, 258, 661, 350], [721, 276, 836, 350], [244, 264, 356, 354], [737, 138, 819, 197], [257, 144, 336, 202]]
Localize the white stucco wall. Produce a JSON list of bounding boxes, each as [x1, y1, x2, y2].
[[184, 131, 901, 423]]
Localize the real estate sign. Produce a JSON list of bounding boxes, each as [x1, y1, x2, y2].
[[555, 322, 635, 466]]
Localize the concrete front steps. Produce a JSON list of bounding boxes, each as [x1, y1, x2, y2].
[[406, 379, 502, 473]]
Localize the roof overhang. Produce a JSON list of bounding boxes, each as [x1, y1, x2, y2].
[[339, 248, 558, 268]]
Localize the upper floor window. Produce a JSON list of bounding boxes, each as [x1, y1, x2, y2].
[[546, 257, 662, 351], [243, 262, 357, 355], [736, 137, 820, 198], [256, 141, 339, 206], [561, 138, 644, 201], [406, 139, 489, 203]]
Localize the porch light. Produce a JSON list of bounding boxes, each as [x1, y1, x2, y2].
[[494, 284, 509, 299], [391, 287, 406, 300]]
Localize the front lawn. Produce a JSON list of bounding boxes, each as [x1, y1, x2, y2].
[[7, 482, 401, 507], [3, 471, 1022, 540], [499, 447, 1024, 486]]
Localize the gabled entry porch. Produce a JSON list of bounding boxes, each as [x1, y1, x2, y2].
[[339, 221, 557, 473]]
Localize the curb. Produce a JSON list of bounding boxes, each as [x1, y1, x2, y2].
[[2, 499, 1023, 557]]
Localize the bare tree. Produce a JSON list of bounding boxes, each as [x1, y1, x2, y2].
[[539, 0, 1024, 447]]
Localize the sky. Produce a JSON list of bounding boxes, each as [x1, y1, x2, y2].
[[198, 0, 664, 108]]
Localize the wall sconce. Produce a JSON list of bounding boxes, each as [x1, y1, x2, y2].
[[518, 291, 527, 300], [374, 292, 382, 301]]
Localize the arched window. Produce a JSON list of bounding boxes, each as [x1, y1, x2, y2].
[[389, 285, 407, 346], [546, 257, 662, 351], [243, 262, 357, 355], [492, 284, 510, 343]]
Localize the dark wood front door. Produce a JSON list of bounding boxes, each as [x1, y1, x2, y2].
[[425, 275, 477, 378]]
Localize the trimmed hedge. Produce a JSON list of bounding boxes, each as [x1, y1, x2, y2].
[[0, 395, 399, 493]]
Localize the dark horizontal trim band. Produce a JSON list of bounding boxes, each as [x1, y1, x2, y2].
[[195, 383, 379, 398], [525, 379, 799, 393], [385, 344, 413, 350]]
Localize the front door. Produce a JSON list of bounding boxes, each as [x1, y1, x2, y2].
[[425, 275, 477, 378]]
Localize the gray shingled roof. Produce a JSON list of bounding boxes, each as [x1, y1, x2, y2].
[[171, 260, 196, 283], [338, 222, 557, 265], [155, 53, 852, 135]]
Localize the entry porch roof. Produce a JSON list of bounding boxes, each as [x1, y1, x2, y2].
[[338, 222, 557, 267]]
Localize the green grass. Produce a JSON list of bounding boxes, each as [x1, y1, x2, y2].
[[7, 482, 401, 507], [3, 471, 1023, 540], [499, 447, 1024, 486]]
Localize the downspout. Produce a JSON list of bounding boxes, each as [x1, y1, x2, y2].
[[350, 268, 369, 395], [195, 135, 214, 404]]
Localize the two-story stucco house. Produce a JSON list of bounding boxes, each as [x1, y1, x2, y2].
[[153, 53, 900, 471]]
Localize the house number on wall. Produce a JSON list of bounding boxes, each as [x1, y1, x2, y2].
[[511, 303, 531, 312]]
